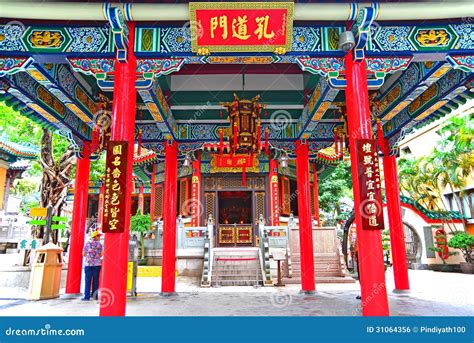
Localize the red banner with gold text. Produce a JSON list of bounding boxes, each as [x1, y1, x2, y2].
[[189, 2, 293, 53], [103, 141, 128, 233], [356, 139, 384, 230]]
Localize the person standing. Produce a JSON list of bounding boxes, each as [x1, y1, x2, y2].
[[82, 230, 103, 301]]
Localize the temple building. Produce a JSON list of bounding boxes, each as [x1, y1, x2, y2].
[[0, 136, 37, 212], [0, 0, 473, 317]]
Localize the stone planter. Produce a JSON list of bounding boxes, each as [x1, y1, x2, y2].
[[427, 264, 460, 273], [460, 262, 474, 274]]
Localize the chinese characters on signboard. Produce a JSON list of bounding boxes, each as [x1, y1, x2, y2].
[[189, 2, 294, 52], [270, 175, 279, 224], [356, 139, 384, 230], [215, 154, 254, 168], [103, 141, 128, 233]]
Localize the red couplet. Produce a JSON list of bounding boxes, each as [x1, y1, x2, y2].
[[191, 151, 202, 227], [295, 140, 316, 292], [161, 140, 179, 294], [65, 141, 91, 295], [345, 53, 389, 316], [138, 185, 145, 214], [268, 158, 280, 226], [99, 22, 137, 317]]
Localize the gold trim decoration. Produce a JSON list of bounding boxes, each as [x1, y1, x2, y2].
[[210, 154, 260, 173], [189, 2, 294, 53], [218, 226, 236, 244]]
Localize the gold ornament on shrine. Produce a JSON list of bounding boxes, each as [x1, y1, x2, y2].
[[221, 93, 265, 154]]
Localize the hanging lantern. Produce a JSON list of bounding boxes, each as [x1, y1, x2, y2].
[[221, 93, 264, 155]]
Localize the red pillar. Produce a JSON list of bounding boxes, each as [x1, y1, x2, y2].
[[269, 158, 280, 226], [161, 140, 178, 294], [138, 184, 145, 214], [65, 142, 91, 295], [312, 163, 320, 226], [378, 123, 410, 291], [296, 140, 316, 292], [150, 164, 156, 222], [345, 52, 389, 316], [97, 183, 105, 229], [99, 22, 137, 316], [191, 151, 202, 227]]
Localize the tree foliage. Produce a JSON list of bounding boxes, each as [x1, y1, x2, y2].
[[318, 160, 353, 223], [130, 209, 152, 259], [397, 114, 473, 229], [448, 232, 474, 263]]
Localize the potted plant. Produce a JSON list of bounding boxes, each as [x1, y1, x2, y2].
[[448, 232, 474, 274], [130, 209, 152, 265]]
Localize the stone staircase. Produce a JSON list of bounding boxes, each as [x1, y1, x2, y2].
[[282, 227, 355, 284], [211, 248, 264, 287]]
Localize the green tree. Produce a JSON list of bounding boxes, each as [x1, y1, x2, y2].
[[0, 102, 107, 242], [397, 114, 473, 231], [130, 209, 152, 260], [318, 160, 353, 223]]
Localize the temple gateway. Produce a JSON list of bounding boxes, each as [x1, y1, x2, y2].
[[0, 1, 473, 317]]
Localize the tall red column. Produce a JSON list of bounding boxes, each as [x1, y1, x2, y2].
[[378, 123, 410, 291], [296, 140, 316, 292], [138, 184, 145, 214], [97, 183, 105, 229], [150, 164, 156, 222], [99, 22, 137, 316], [161, 140, 178, 294], [65, 142, 91, 295], [345, 52, 389, 316], [191, 151, 202, 227], [268, 158, 280, 226], [312, 163, 320, 225]]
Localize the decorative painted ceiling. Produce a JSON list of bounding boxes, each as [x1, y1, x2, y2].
[[0, 12, 473, 162]]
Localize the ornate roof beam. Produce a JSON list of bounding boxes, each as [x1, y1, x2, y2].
[[26, 63, 97, 126], [297, 76, 339, 139], [3, 72, 91, 141], [138, 78, 176, 141], [377, 62, 451, 121], [383, 69, 473, 141]]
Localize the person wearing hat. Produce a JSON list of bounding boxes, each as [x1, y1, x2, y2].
[[82, 230, 103, 301]]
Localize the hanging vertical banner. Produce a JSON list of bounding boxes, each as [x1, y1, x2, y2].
[[356, 139, 384, 230], [189, 2, 294, 53], [103, 141, 129, 233]]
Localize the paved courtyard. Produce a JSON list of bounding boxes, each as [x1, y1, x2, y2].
[[0, 269, 473, 316]]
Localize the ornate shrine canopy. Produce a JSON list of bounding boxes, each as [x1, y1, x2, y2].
[[0, 0, 473, 173]]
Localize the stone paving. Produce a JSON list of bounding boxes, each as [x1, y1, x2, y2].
[[0, 269, 473, 316]]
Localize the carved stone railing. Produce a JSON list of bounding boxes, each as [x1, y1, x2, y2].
[[258, 215, 273, 285], [177, 215, 207, 250], [201, 214, 214, 287]]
